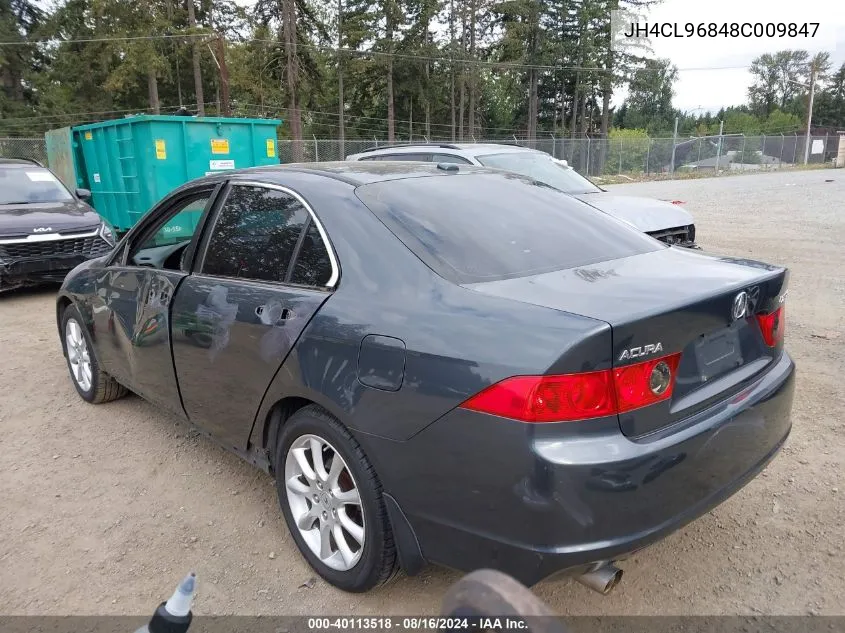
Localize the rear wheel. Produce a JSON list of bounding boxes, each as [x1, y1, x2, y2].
[[274, 405, 396, 592], [62, 305, 127, 404]]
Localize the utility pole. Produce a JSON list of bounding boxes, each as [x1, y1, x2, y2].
[[186, 0, 204, 116], [337, 0, 344, 158], [670, 116, 679, 174], [716, 119, 724, 169], [216, 34, 231, 117], [803, 64, 818, 165]]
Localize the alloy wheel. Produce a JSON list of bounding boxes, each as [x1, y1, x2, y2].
[[65, 318, 92, 392], [284, 434, 365, 571]]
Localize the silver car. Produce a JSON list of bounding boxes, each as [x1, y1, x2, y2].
[[346, 143, 698, 247]]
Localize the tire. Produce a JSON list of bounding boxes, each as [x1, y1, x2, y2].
[[62, 304, 128, 404], [274, 405, 397, 592]]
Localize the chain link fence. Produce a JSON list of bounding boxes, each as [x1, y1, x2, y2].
[[0, 137, 48, 164], [3, 133, 839, 179], [277, 133, 841, 177]]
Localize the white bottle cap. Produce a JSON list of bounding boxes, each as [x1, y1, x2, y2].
[[163, 572, 197, 617]]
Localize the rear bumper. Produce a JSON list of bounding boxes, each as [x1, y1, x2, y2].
[[375, 351, 795, 586]]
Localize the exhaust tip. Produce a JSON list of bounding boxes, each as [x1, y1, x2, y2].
[[575, 564, 623, 595], [604, 568, 623, 594]]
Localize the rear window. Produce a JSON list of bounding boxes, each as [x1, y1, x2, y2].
[[355, 172, 663, 284]]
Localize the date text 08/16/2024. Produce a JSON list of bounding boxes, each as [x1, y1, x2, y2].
[[621, 22, 820, 39], [307, 618, 530, 630]]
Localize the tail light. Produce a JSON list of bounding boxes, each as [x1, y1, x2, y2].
[[613, 354, 681, 413], [756, 305, 785, 347], [458, 371, 616, 423], [460, 353, 681, 423]]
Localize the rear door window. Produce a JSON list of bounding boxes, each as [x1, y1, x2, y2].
[[201, 185, 309, 283], [355, 173, 663, 284]]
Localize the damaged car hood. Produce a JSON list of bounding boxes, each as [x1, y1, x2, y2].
[[572, 192, 693, 233]]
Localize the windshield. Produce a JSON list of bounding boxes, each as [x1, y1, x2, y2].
[[356, 172, 660, 284], [476, 152, 602, 195], [0, 167, 74, 204]]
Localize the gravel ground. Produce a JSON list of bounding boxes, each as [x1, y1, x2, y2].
[[1, 169, 843, 616]]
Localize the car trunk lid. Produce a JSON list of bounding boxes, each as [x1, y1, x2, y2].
[[464, 247, 789, 437]]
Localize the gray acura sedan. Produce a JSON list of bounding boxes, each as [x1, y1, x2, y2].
[[56, 162, 794, 593]]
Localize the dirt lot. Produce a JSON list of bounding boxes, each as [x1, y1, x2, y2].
[[1, 169, 844, 616]]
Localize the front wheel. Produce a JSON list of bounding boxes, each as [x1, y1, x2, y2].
[[274, 405, 397, 592], [62, 305, 127, 404]]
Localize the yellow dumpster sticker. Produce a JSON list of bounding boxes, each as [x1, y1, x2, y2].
[[155, 139, 167, 160], [266, 139, 276, 158], [211, 138, 230, 154], [84, 131, 93, 141]]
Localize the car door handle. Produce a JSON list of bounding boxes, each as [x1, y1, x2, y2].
[[255, 304, 293, 324]]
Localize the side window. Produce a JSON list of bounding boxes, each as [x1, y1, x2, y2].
[[396, 153, 432, 161], [201, 185, 309, 283], [433, 154, 472, 164], [130, 191, 213, 269], [290, 221, 333, 287], [361, 153, 431, 162]]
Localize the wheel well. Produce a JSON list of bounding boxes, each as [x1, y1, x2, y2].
[[262, 396, 314, 471], [56, 296, 72, 351]]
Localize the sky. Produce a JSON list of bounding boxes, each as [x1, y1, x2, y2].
[[623, 0, 845, 113]]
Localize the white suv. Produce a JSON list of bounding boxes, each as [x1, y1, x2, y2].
[[346, 143, 698, 248]]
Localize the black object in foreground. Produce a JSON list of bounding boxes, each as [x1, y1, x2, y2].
[[440, 569, 567, 633], [136, 572, 197, 633]]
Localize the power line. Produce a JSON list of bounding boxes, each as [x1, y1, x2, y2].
[[0, 32, 209, 46], [0, 32, 753, 74], [236, 103, 543, 135], [0, 102, 214, 123]]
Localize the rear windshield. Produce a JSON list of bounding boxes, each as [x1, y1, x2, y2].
[[476, 152, 602, 195], [0, 166, 74, 204], [355, 172, 663, 284]]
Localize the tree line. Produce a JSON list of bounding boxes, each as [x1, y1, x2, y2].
[[2, 0, 844, 157], [2, 0, 658, 147]]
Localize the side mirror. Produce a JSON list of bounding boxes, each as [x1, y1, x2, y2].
[[76, 188, 92, 201]]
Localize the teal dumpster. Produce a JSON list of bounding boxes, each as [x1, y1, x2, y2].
[[46, 115, 282, 233]]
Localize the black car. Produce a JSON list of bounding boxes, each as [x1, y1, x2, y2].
[[56, 162, 794, 593], [0, 158, 115, 291]]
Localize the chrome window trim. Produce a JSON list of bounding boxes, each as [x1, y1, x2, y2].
[[0, 228, 100, 245], [207, 180, 340, 289]]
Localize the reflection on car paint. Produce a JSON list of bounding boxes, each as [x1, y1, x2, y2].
[[194, 285, 239, 361], [133, 275, 174, 347]]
